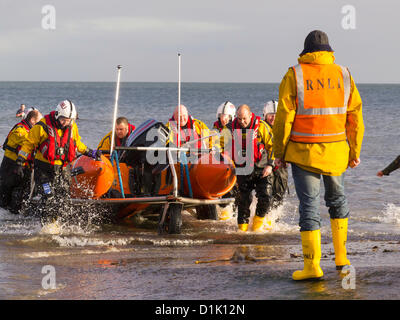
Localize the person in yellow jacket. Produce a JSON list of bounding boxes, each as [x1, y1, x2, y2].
[[97, 117, 136, 154], [166, 105, 212, 150], [262, 100, 288, 211], [231, 104, 275, 232], [273, 30, 364, 280], [166, 105, 219, 220], [0, 109, 42, 213], [16, 100, 100, 222]]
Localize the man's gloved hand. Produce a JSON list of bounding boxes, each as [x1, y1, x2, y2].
[[14, 156, 25, 179], [86, 148, 102, 161]]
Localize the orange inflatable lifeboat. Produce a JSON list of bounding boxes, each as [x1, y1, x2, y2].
[[69, 119, 236, 234], [70, 154, 114, 199]]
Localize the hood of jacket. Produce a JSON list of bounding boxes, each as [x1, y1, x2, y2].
[[298, 51, 335, 65]]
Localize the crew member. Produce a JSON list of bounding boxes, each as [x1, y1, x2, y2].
[[231, 104, 274, 232], [273, 30, 364, 280], [213, 101, 236, 152], [213, 101, 236, 220], [16, 100, 100, 222], [166, 105, 211, 150], [0, 109, 43, 213], [213, 101, 236, 132], [166, 105, 218, 220], [97, 117, 136, 154], [262, 100, 288, 210]]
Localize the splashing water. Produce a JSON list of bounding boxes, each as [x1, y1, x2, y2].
[[380, 203, 400, 225]]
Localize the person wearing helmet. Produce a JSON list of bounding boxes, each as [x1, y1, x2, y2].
[[15, 100, 101, 222], [97, 116, 136, 155], [263, 100, 278, 127], [213, 101, 236, 132], [0, 109, 43, 213], [213, 101, 236, 151], [212, 101, 236, 220], [262, 100, 288, 211]]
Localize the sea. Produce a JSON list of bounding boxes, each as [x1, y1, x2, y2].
[[0, 81, 399, 302]]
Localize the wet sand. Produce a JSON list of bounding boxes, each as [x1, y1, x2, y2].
[[1, 211, 399, 300]]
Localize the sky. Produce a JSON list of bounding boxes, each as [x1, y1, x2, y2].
[[0, 0, 398, 83]]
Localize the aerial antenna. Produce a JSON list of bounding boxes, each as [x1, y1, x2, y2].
[[110, 65, 122, 154]]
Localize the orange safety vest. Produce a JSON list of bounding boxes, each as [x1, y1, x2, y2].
[[290, 63, 351, 143]]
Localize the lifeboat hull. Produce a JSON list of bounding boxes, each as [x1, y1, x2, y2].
[[70, 152, 236, 220]]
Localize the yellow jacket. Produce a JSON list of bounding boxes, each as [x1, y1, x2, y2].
[[3, 123, 30, 163], [19, 118, 88, 166], [97, 123, 136, 152], [97, 131, 113, 152], [260, 120, 274, 165], [232, 115, 273, 167], [273, 51, 364, 176]]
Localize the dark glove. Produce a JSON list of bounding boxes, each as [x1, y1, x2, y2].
[[86, 148, 102, 161], [14, 156, 25, 179]]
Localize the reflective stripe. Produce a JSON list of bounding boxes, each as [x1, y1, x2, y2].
[[291, 130, 345, 137], [293, 64, 305, 112], [340, 66, 351, 107], [18, 150, 29, 158], [293, 64, 350, 116]]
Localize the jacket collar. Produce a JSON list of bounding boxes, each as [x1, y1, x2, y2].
[[298, 51, 335, 65]]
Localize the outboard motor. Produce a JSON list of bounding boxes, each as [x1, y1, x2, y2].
[[119, 119, 170, 196]]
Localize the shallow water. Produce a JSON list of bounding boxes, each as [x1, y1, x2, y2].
[[1, 82, 400, 300]]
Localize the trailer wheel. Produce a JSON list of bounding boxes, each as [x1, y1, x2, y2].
[[158, 203, 183, 234], [196, 205, 218, 220]]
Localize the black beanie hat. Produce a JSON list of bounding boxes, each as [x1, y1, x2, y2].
[[300, 30, 333, 56]]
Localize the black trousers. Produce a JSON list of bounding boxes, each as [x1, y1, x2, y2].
[[32, 159, 71, 222], [0, 157, 31, 214], [271, 166, 288, 209], [235, 167, 273, 225]]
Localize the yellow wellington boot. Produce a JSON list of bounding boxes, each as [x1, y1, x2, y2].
[[238, 224, 249, 232], [252, 215, 266, 232], [292, 230, 324, 281], [219, 208, 231, 221], [331, 218, 351, 270], [265, 217, 273, 231]]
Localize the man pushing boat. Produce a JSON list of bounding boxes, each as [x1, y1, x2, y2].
[[97, 116, 136, 156], [15, 100, 101, 223], [166, 104, 211, 151]]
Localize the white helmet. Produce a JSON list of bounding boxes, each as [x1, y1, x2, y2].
[[216, 101, 236, 120], [263, 100, 278, 118], [55, 100, 77, 120]]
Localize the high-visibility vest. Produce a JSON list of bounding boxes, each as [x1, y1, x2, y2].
[[290, 63, 351, 143]]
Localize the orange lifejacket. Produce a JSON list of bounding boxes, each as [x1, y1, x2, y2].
[[231, 113, 264, 167], [38, 111, 76, 166], [115, 123, 136, 146], [213, 120, 232, 132], [290, 63, 351, 143]]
